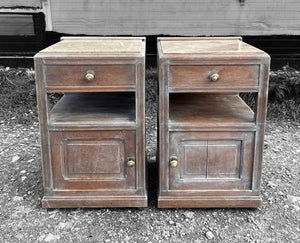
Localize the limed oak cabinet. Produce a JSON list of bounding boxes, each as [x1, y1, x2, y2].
[[158, 37, 270, 208], [35, 37, 147, 208]]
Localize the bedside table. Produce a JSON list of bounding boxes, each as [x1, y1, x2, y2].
[[34, 37, 147, 208], [157, 37, 270, 208]]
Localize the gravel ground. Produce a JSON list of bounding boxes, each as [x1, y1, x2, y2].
[[0, 119, 299, 242], [0, 67, 299, 242]]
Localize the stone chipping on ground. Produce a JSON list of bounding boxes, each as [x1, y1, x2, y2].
[[0, 68, 299, 242], [0, 120, 299, 242]]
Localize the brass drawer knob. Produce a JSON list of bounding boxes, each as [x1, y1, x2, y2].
[[85, 71, 95, 81], [170, 157, 178, 168], [209, 73, 219, 82], [127, 158, 135, 167]]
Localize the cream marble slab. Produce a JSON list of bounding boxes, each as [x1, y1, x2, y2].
[[41, 39, 142, 54], [161, 39, 263, 54]]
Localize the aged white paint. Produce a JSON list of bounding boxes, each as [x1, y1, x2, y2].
[[0, 0, 41, 8], [48, 0, 300, 36], [0, 14, 35, 35], [42, 0, 53, 31]]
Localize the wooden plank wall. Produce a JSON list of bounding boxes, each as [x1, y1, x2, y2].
[[0, 13, 45, 57], [0, 0, 41, 8], [49, 0, 300, 36], [0, 15, 35, 36]]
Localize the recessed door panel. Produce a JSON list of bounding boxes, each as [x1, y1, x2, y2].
[[50, 130, 136, 191], [169, 132, 254, 191], [207, 140, 241, 178], [182, 141, 207, 178], [63, 139, 124, 180]]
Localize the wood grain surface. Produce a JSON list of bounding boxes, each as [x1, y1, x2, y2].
[[45, 64, 136, 90], [49, 93, 136, 128], [169, 94, 255, 130], [0, 0, 41, 8], [49, 0, 300, 35], [49, 130, 136, 190], [0, 15, 35, 36], [169, 65, 259, 89]]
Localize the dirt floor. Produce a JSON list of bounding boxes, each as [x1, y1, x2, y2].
[[0, 117, 299, 242], [0, 66, 299, 242]]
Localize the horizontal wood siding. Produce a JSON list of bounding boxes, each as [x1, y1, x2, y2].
[[0, 15, 35, 36], [50, 0, 300, 36], [0, 0, 41, 8], [0, 13, 45, 57]]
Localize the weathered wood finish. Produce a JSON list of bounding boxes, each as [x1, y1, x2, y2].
[[0, 15, 35, 36], [169, 94, 255, 130], [44, 64, 135, 91], [34, 37, 147, 208], [0, 0, 41, 8], [49, 93, 136, 129], [169, 65, 259, 90], [169, 131, 254, 190], [158, 37, 270, 208], [49, 0, 300, 36], [49, 131, 136, 190]]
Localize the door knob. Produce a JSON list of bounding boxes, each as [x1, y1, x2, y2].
[[127, 158, 135, 167], [209, 73, 219, 82], [85, 70, 95, 81], [170, 156, 178, 168]]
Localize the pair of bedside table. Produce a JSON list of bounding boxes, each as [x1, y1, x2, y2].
[[35, 37, 270, 208]]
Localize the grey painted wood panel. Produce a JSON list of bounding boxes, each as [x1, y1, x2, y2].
[[0, 15, 34, 36], [0, 0, 41, 8], [50, 0, 300, 36]]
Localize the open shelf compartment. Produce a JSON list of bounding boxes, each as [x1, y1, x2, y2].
[[169, 93, 255, 130], [49, 92, 136, 128]]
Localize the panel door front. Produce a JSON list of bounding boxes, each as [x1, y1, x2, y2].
[[49, 130, 136, 191], [169, 131, 255, 191]]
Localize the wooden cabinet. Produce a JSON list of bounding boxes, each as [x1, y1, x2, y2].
[[158, 37, 270, 208], [35, 37, 147, 208]]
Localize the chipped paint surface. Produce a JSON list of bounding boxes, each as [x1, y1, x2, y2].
[[0, 0, 41, 9], [48, 0, 300, 36]]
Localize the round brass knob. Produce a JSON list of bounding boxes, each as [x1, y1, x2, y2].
[[170, 157, 178, 168], [127, 159, 135, 167], [85, 71, 95, 81], [209, 73, 219, 82]]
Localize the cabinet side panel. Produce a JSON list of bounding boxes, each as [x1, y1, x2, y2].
[[34, 56, 52, 191], [253, 59, 270, 190], [135, 58, 147, 196], [158, 59, 170, 194]]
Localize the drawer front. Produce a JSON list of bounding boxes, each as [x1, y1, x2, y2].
[[45, 64, 135, 90], [169, 131, 255, 191], [50, 130, 136, 191], [169, 65, 259, 89]]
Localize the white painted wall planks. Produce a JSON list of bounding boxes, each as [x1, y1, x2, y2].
[[0, 15, 35, 36], [0, 0, 41, 8], [48, 0, 300, 36]]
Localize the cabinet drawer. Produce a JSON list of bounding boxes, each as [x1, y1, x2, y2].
[[44, 64, 135, 91], [49, 130, 136, 191], [169, 65, 259, 90], [169, 131, 255, 191]]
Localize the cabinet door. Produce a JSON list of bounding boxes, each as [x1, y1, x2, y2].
[[169, 131, 254, 191], [49, 130, 136, 191]]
